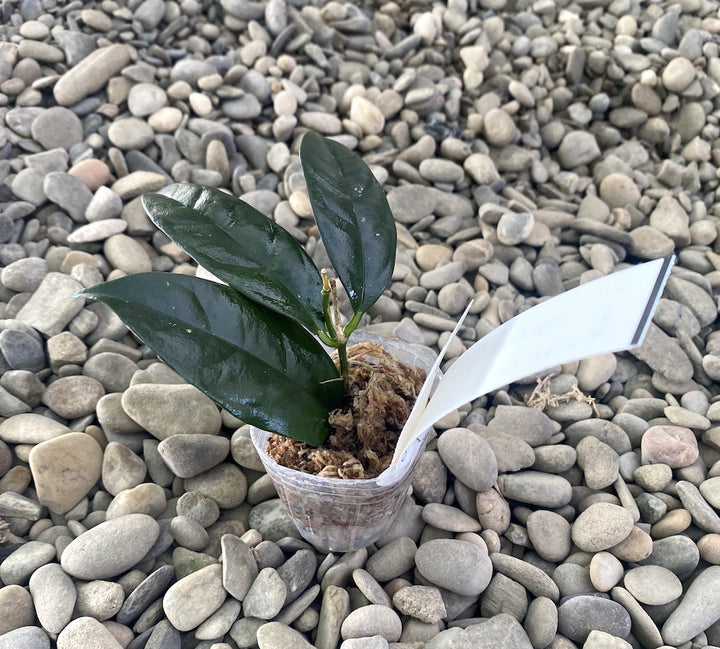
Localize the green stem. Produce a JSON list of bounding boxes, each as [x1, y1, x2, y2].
[[337, 341, 349, 385], [343, 311, 363, 339]]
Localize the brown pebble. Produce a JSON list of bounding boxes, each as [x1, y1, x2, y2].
[[651, 508, 692, 539], [641, 425, 698, 468], [609, 526, 653, 562], [68, 159, 111, 191], [697, 534, 720, 564]]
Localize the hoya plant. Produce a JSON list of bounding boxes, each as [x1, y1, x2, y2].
[[79, 133, 397, 447]]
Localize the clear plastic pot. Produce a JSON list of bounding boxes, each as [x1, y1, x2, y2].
[[250, 332, 440, 552]]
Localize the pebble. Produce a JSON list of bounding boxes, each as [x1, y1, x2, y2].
[[0, 412, 68, 445], [28, 563, 76, 634], [589, 552, 625, 592], [483, 108, 517, 147], [392, 586, 445, 623], [557, 595, 631, 643], [490, 553, 559, 601], [107, 118, 155, 150], [526, 510, 571, 562], [75, 580, 125, 620], [571, 503, 635, 552], [662, 565, 720, 645], [31, 107, 83, 150], [56, 616, 124, 649], [116, 565, 175, 625], [641, 425, 698, 467], [157, 433, 230, 478], [0, 585, 34, 634], [496, 471, 572, 508], [53, 44, 131, 106], [436, 428, 497, 491], [243, 566, 289, 620], [0, 541, 56, 586], [365, 536, 416, 582], [257, 622, 315, 649], [662, 57, 697, 92], [41, 375, 105, 419], [452, 614, 533, 649], [353, 569, 392, 608], [121, 383, 222, 440], [622, 565, 682, 606], [0, 626, 51, 649], [16, 273, 84, 336], [349, 97, 385, 136], [557, 131, 601, 168], [28, 432, 103, 514], [127, 83, 168, 117], [60, 514, 160, 579], [576, 436, 620, 489], [341, 605, 402, 642], [163, 563, 226, 631], [414, 539, 492, 597], [676, 480, 720, 533]]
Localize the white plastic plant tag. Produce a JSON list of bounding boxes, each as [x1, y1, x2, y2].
[[377, 255, 675, 486]]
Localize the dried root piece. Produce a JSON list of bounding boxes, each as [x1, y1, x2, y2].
[[525, 375, 599, 416], [267, 340, 426, 479]]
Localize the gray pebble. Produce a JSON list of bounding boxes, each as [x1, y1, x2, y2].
[[524, 596, 558, 649], [157, 434, 230, 478], [526, 510, 571, 562], [451, 614, 533, 649], [28, 563, 76, 634], [366, 537, 416, 582], [436, 428, 498, 491], [0, 541, 56, 585], [341, 605, 402, 642], [121, 383, 221, 440], [243, 567, 287, 619], [116, 564, 175, 626], [422, 503, 481, 533], [0, 626, 51, 649], [163, 563, 226, 632], [353, 569, 392, 608], [60, 513, 160, 579], [676, 480, 720, 533], [557, 595, 631, 643], [1, 257, 48, 292], [0, 329, 45, 372], [662, 565, 720, 645], [415, 539, 491, 597], [497, 471, 572, 508], [256, 621, 314, 649], [639, 534, 699, 580], [31, 106, 83, 150]]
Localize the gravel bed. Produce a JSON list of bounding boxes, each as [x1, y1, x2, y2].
[[1, 0, 720, 648]]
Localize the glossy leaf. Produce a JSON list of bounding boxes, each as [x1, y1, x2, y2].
[[300, 132, 397, 318], [142, 184, 326, 333], [79, 274, 343, 445]]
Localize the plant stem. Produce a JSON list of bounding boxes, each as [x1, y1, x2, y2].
[[329, 277, 349, 388], [337, 340, 349, 385], [320, 269, 336, 338]]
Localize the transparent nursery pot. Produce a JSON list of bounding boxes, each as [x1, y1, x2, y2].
[[250, 332, 440, 553]]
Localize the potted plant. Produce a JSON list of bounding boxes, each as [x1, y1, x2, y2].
[[79, 132, 441, 551]]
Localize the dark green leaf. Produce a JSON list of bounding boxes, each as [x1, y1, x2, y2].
[[79, 274, 342, 446], [142, 184, 325, 333], [300, 132, 397, 317]]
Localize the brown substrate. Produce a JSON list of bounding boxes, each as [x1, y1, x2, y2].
[[266, 341, 427, 479]]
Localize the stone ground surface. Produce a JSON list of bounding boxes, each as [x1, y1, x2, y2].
[[1, 0, 720, 648]]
